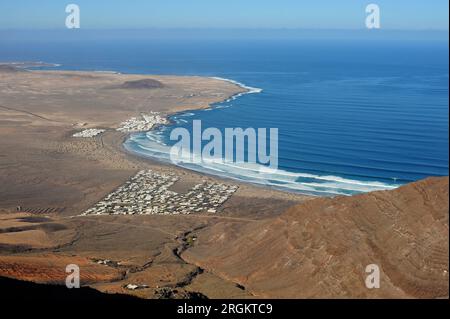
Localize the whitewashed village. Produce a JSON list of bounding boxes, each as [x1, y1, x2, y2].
[[72, 128, 105, 138], [116, 112, 168, 133], [73, 112, 238, 216], [82, 170, 238, 216], [72, 112, 168, 138]]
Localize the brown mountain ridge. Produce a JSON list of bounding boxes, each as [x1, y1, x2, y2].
[[182, 177, 449, 298]]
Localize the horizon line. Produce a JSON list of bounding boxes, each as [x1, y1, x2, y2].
[[1, 27, 449, 32]]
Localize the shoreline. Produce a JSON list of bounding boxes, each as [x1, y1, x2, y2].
[[113, 85, 308, 201], [122, 94, 401, 197], [114, 76, 324, 198], [108, 72, 313, 198], [0, 64, 411, 197]]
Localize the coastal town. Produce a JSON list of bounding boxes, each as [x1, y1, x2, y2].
[[82, 170, 238, 216], [71, 111, 241, 217], [72, 112, 168, 138], [116, 112, 168, 133], [72, 128, 105, 138]]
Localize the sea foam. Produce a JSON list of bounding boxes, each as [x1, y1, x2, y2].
[[125, 130, 399, 197]]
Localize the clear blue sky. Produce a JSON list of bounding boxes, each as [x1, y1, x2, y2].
[[0, 0, 448, 30]]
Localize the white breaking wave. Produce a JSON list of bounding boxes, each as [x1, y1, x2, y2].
[[211, 77, 263, 100], [93, 70, 121, 74], [256, 166, 397, 189], [125, 133, 400, 197]]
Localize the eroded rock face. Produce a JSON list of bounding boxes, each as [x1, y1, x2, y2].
[[183, 177, 449, 298]]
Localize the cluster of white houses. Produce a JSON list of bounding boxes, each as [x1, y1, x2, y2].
[[116, 112, 168, 133], [72, 112, 168, 138], [72, 128, 105, 138], [82, 170, 238, 216]]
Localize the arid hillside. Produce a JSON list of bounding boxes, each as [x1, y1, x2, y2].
[[183, 177, 449, 298]]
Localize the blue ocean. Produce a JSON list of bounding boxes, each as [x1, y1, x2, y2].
[[2, 30, 448, 196]]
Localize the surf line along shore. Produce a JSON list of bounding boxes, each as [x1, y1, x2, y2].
[[161, 76, 274, 172], [168, 119, 279, 170], [121, 76, 282, 178]]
